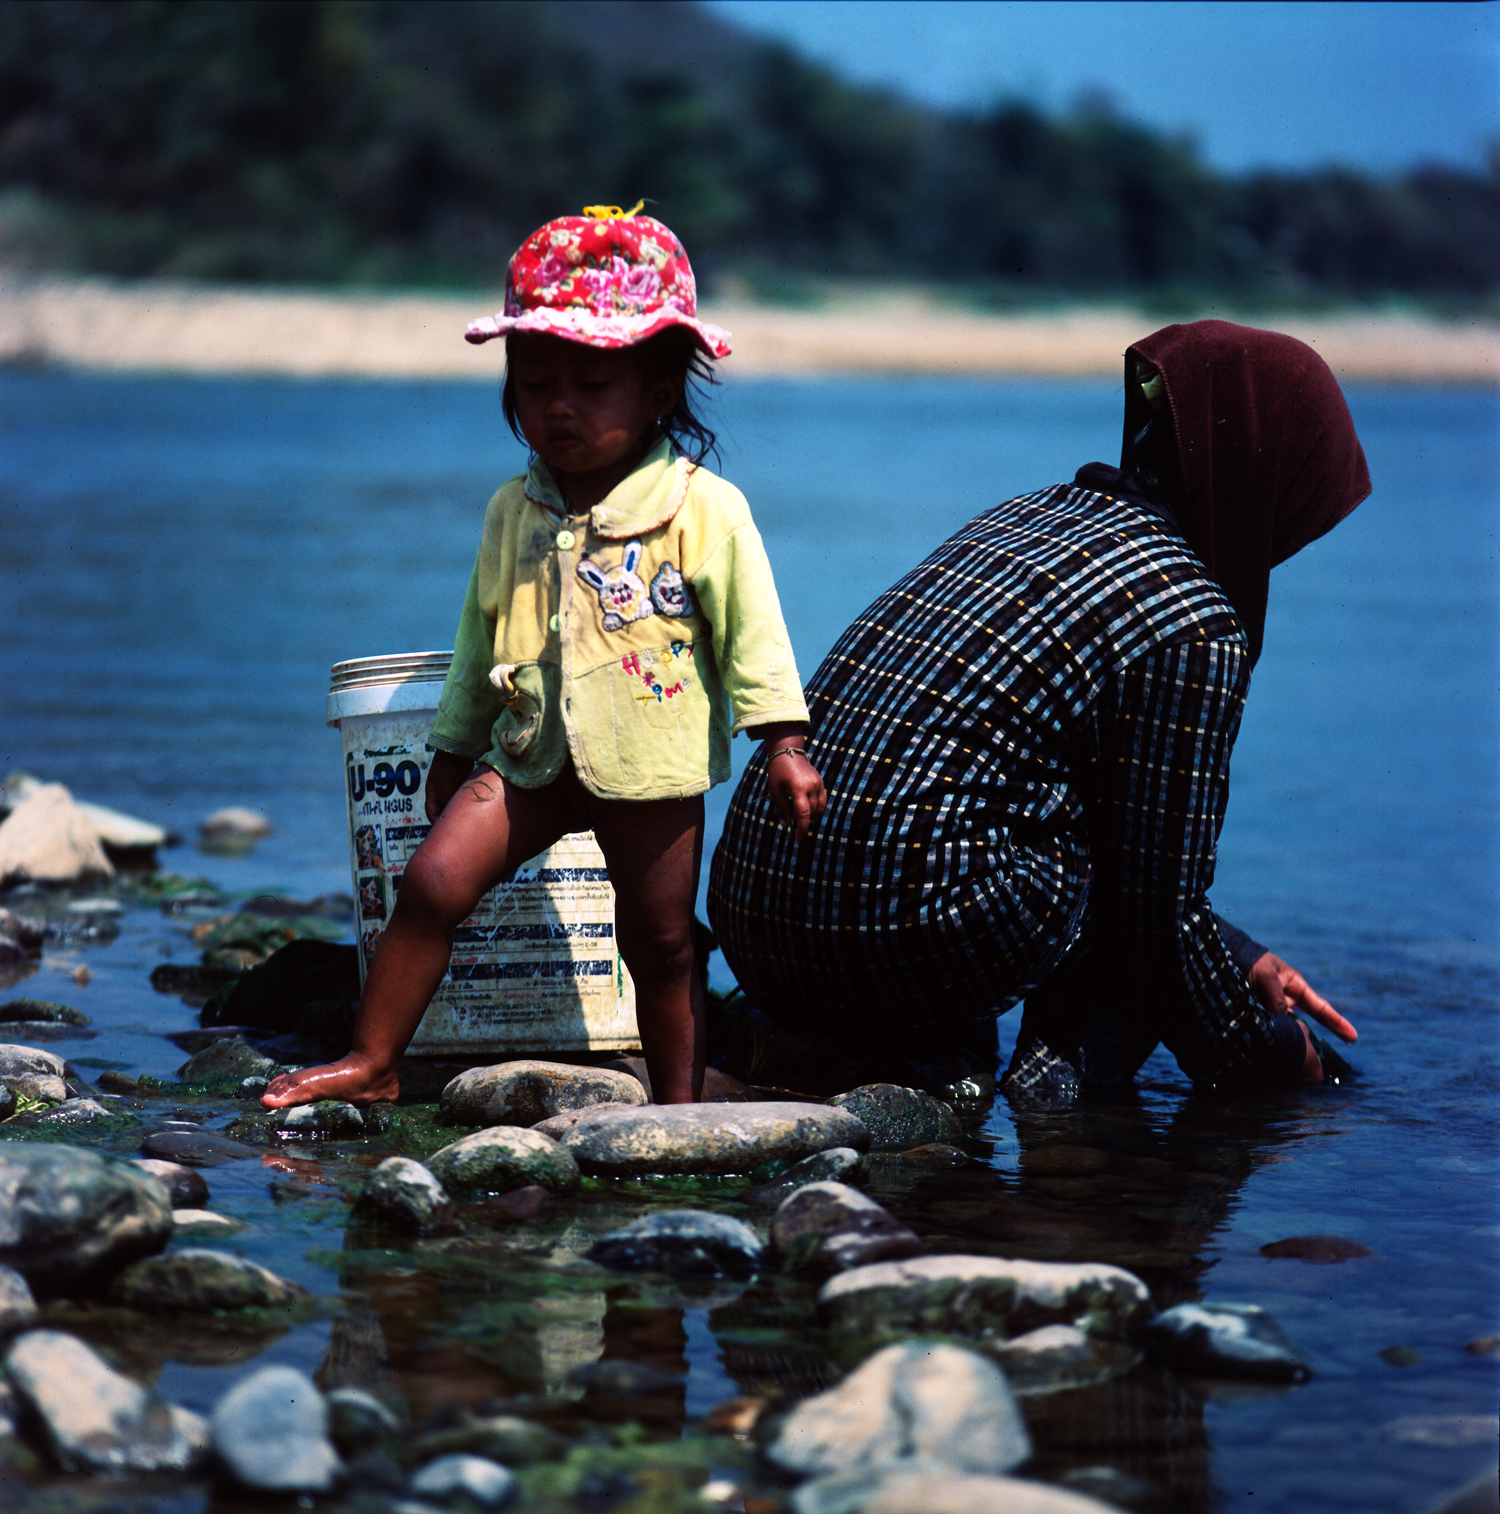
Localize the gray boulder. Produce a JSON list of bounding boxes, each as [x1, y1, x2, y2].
[[177, 1037, 280, 1085], [0, 1044, 69, 1104], [984, 1323, 1142, 1395], [588, 1210, 764, 1278], [748, 1146, 868, 1207], [427, 1126, 581, 1198], [210, 1364, 339, 1492], [0, 783, 114, 886], [826, 1085, 962, 1151], [441, 1059, 647, 1127], [1144, 1303, 1308, 1381], [108, 1248, 306, 1311], [352, 1156, 456, 1232], [132, 1158, 210, 1209], [410, 1452, 518, 1508], [556, 1101, 870, 1177], [6, 1328, 206, 1473], [0, 1263, 38, 1332], [819, 1255, 1153, 1343], [771, 1181, 923, 1275], [0, 1143, 172, 1294], [766, 1341, 1029, 1480]]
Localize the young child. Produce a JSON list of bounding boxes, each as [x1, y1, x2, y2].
[[263, 205, 824, 1109]]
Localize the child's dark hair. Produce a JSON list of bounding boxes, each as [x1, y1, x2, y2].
[[502, 327, 720, 466]]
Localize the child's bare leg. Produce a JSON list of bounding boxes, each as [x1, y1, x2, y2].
[[593, 795, 706, 1104], [262, 766, 570, 1109]]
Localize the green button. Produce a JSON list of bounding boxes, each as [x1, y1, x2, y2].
[[556, 529, 576, 551], [549, 613, 560, 633]]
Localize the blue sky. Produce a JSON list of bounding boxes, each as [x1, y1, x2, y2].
[[707, 1, 1498, 174]]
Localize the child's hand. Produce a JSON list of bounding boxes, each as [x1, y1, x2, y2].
[[765, 744, 826, 840], [425, 750, 475, 822]]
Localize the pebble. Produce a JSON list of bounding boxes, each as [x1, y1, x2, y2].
[[983, 1323, 1141, 1395], [427, 1126, 582, 1198], [767, 1340, 1030, 1480], [409, 1452, 518, 1508], [826, 1084, 962, 1150], [131, 1157, 210, 1208], [6, 1328, 207, 1473], [210, 1364, 340, 1492], [0, 1143, 172, 1295], [0, 1042, 69, 1103], [555, 1101, 871, 1177], [588, 1210, 765, 1279], [107, 1248, 307, 1311], [353, 1156, 457, 1232], [1143, 1303, 1308, 1381], [748, 1146, 868, 1206], [140, 1128, 267, 1166], [0, 1263, 39, 1332], [819, 1254, 1154, 1343], [770, 1181, 923, 1275], [0, 783, 114, 886], [441, 1059, 647, 1127]]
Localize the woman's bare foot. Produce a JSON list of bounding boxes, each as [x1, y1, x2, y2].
[[261, 1053, 399, 1109]]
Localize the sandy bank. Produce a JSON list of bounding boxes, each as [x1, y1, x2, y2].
[[1, 276, 1496, 383]]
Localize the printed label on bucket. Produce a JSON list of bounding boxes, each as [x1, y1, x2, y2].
[[337, 705, 639, 1056]]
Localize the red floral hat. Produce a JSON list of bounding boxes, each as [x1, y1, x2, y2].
[[465, 203, 731, 358]]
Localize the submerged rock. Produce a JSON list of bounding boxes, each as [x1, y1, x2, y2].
[[35, 1096, 113, 1125], [0, 1143, 172, 1295], [0, 1043, 69, 1103], [767, 1341, 1030, 1480], [409, 1451, 518, 1508], [819, 1255, 1153, 1343], [140, 1128, 266, 1166], [0, 998, 88, 1027], [771, 1181, 923, 1275], [107, 1248, 307, 1311], [210, 1364, 339, 1492], [427, 1126, 582, 1198], [0, 784, 114, 886], [588, 1210, 764, 1278], [352, 1156, 456, 1233], [984, 1324, 1142, 1395], [131, 1158, 210, 1209], [326, 1386, 402, 1456], [826, 1085, 962, 1151], [1259, 1234, 1374, 1263], [0, 1263, 38, 1332], [441, 1059, 647, 1127], [556, 1101, 870, 1177], [1144, 1303, 1308, 1381], [6, 1328, 207, 1473], [748, 1146, 868, 1207]]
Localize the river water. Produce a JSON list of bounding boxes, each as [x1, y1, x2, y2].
[[1, 369, 1496, 1511]]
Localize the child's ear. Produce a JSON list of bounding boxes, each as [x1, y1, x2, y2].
[[649, 373, 682, 418]]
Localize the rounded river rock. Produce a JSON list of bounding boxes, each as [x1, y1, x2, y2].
[[426, 1126, 581, 1198], [441, 1059, 646, 1127]]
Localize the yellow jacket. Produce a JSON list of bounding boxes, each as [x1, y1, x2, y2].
[[429, 440, 810, 800]]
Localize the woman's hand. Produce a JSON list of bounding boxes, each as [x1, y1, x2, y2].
[[1248, 951, 1359, 1043], [425, 749, 475, 822]]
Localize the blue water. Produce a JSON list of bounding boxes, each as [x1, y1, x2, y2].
[[1, 370, 1496, 1510]]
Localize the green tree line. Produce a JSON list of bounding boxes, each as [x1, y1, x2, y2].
[[1, 0, 1494, 305]]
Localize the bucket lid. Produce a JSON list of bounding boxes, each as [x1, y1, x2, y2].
[[329, 652, 453, 692]]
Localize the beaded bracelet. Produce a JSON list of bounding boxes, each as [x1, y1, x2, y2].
[[767, 747, 809, 764]]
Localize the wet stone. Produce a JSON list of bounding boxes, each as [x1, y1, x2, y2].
[[0, 1043, 69, 1103], [0, 998, 88, 1026], [588, 1209, 764, 1279], [427, 1126, 582, 1198], [275, 1098, 367, 1138], [0, 1143, 172, 1296], [6, 1328, 207, 1473], [441, 1059, 647, 1127], [171, 1209, 245, 1236], [826, 1084, 962, 1151], [35, 1096, 112, 1125], [748, 1146, 868, 1207], [896, 1143, 970, 1168], [770, 1181, 923, 1275], [210, 1364, 340, 1492], [556, 1101, 870, 1177], [131, 1157, 210, 1208], [1259, 1234, 1374, 1262], [532, 1101, 646, 1138], [479, 1184, 551, 1222], [767, 1341, 1030, 1480], [108, 1247, 307, 1311], [352, 1156, 457, 1233], [410, 1451, 518, 1508], [140, 1128, 267, 1165], [0, 1262, 39, 1332], [1144, 1302, 1308, 1382], [326, 1386, 402, 1456], [412, 1414, 566, 1467], [176, 1035, 279, 1086], [983, 1323, 1142, 1395], [860, 1471, 1123, 1514], [0, 783, 114, 886], [571, 1358, 682, 1395], [820, 1254, 1154, 1343], [1464, 1335, 1500, 1356]]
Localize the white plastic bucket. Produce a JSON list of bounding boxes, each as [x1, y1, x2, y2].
[[326, 652, 639, 1056]]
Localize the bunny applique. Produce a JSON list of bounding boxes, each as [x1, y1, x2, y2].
[[576, 540, 656, 631]]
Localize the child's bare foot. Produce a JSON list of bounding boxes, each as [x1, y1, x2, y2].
[[260, 1053, 399, 1109]]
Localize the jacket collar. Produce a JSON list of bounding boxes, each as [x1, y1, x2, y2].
[[524, 439, 692, 540]]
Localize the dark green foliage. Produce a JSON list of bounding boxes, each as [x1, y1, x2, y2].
[[0, 0, 1493, 300]]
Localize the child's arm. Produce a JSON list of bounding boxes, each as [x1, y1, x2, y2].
[[750, 721, 826, 840]]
